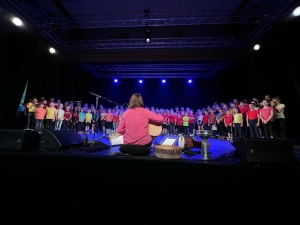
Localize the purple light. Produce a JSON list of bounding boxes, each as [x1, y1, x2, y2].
[[188, 79, 192, 83], [114, 79, 118, 83], [162, 79, 166, 83], [139, 79, 143, 83]]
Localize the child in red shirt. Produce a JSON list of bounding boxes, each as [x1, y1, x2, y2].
[[223, 110, 233, 140]]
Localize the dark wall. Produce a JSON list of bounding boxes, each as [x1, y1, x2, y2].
[[0, 32, 38, 128], [86, 78, 222, 110], [215, 20, 300, 139]]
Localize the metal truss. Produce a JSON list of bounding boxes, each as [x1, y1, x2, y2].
[[89, 72, 217, 78], [82, 63, 229, 72], [247, 0, 299, 45], [37, 9, 273, 29], [64, 37, 244, 49], [2, 0, 297, 50], [81, 63, 229, 78]]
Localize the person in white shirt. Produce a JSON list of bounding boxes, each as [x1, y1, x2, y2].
[[54, 104, 65, 130]]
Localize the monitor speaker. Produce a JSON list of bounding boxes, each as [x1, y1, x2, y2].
[[0, 129, 40, 151], [233, 138, 298, 166], [40, 130, 84, 150]]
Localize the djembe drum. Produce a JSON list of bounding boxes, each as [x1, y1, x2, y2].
[[154, 145, 182, 159]]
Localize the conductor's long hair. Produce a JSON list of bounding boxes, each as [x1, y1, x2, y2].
[[129, 93, 144, 109]]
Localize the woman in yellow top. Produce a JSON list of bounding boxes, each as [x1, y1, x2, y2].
[[233, 108, 243, 139], [182, 112, 189, 136]]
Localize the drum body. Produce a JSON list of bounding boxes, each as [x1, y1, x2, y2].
[[198, 130, 213, 137], [154, 145, 182, 159]]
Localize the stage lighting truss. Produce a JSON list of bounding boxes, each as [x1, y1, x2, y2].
[[3, 0, 297, 50], [81, 63, 229, 79]]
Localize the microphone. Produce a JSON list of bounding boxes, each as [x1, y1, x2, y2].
[[90, 92, 101, 97]]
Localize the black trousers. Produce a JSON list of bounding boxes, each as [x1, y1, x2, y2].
[[262, 121, 274, 139], [217, 122, 225, 136], [26, 112, 35, 129], [234, 123, 242, 138], [45, 119, 54, 131], [119, 142, 151, 155], [274, 118, 286, 138]]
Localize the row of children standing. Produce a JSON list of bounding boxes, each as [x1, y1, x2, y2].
[[26, 98, 124, 134], [25, 95, 285, 139], [146, 96, 285, 141]]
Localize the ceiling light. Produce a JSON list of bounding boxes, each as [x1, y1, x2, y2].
[[12, 17, 22, 26], [145, 25, 151, 43], [293, 6, 300, 16], [253, 44, 260, 50], [49, 47, 56, 54]]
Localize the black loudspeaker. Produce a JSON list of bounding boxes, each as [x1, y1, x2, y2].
[[40, 130, 84, 150], [0, 129, 40, 151], [233, 138, 298, 166]]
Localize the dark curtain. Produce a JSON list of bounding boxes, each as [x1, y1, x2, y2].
[[0, 32, 38, 128]]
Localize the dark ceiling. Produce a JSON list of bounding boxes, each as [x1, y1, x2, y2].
[[1, 0, 300, 78]]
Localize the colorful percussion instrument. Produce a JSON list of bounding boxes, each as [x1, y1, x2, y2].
[[154, 145, 182, 159]]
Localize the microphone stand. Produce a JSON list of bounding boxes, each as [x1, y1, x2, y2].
[[92, 95, 99, 142], [89, 92, 122, 146]]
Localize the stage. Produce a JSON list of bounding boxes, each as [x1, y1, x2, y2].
[[0, 132, 300, 217]]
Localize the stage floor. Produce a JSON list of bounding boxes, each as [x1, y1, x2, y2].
[[37, 131, 299, 167], [1, 131, 300, 217], [75, 132, 238, 162]]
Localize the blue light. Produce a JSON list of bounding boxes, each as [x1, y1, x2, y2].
[[162, 79, 166, 83], [139, 79, 143, 84], [114, 79, 118, 83], [188, 79, 192, 83]]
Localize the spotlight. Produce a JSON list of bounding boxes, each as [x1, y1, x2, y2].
[[145, 25, 151, 43], [139, 79, 143, 84], [253, 44, 260, 50], [49, 47, 56, 54], [188, 79, 192, 83], [12, 17, 22, 26], [292, 6, 300, 17], [162, 79, 166, 83], [114, 79, 118, 83]]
